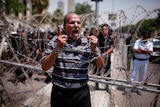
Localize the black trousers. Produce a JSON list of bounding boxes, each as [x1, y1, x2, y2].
[[94, 55, 111, 77], [105, 56, 111, 77], [51, 85, 91, 107], [93, 56, 111, 89]]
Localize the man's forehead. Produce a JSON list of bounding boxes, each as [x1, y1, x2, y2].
[[67, 14, 80, 20], [102, 26, 109, 28]]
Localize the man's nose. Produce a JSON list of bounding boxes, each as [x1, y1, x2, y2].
[[74, 22, 78, 26]]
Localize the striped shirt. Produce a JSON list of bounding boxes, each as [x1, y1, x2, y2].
[[44, 35, 95, 89]]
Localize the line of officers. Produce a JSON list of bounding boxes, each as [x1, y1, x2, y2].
[[2, 24, 121, 90]]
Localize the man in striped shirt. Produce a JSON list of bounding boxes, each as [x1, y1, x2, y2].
[[41, 13, 105, 107]]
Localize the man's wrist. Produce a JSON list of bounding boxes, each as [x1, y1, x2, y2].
[[93, 47, 101, 57], [52, 46, 62, 53]]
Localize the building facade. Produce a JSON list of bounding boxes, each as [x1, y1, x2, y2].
[[68, 0, 75, 13], [58, 0, 64, 14]]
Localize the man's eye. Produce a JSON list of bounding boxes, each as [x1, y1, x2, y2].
[[69, 22, 80, 24], [70, 22, 75, 24], [77, 22, 80, 24]]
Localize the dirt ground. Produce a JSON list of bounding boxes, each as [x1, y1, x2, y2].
[[110, 38, 160, 107], [0, 70, 111, 107], [0, 69, 48, 107]]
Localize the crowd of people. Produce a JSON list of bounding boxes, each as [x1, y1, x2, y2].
[[41, 13, 150, 107], [1, 29, 54, 63], [0, 28, 56, 83], [0, 12, 154, 107]]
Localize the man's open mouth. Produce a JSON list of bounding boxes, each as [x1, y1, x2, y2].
[[72, 29, 79, 33]]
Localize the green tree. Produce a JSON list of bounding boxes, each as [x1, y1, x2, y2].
[[119, 9, 160, 35], [52, 9, 64, 26], [74, 3, 93, 14], [135, 17, 159, 33], [30, 0, 49, 24], [0, 0, 27, 15], [32, 0, 49, 14], [0, 0, 27, 25], [74, 2, 94, 27], [0, 0, 49, 15]]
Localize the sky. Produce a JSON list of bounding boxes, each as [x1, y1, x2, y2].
[[48, 0, 160, 28]]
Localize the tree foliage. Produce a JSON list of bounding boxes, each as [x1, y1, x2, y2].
[[32, 0, 49, 14], [74, 3, 93, 14], [0, 0, 49, 16], [135, 14, 160, 33], [74, 2, 94, 27], [0, 0, 28, 15], [120, 9, 160, 34], [52, 9, 64, 26]]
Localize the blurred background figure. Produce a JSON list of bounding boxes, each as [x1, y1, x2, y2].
[[94, 23, 114, 91], [130, 30, 153, 95]]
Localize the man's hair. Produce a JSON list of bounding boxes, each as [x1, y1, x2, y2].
[[63, 13, 79, 25], [63, 14, 68, 25], [63, 13, 70, 34], [140, 30, 150, 36], [100, 23, 109, 29]]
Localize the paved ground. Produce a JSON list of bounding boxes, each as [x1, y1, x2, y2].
[[109, 38, 160, 107]]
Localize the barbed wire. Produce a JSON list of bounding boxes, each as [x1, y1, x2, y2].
[[0, 6, 160, 107]]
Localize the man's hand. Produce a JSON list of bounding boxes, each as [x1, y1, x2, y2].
[[87, 35, 98, 52], [87, 29, 98, 52], [57, 26, 68, 48]]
